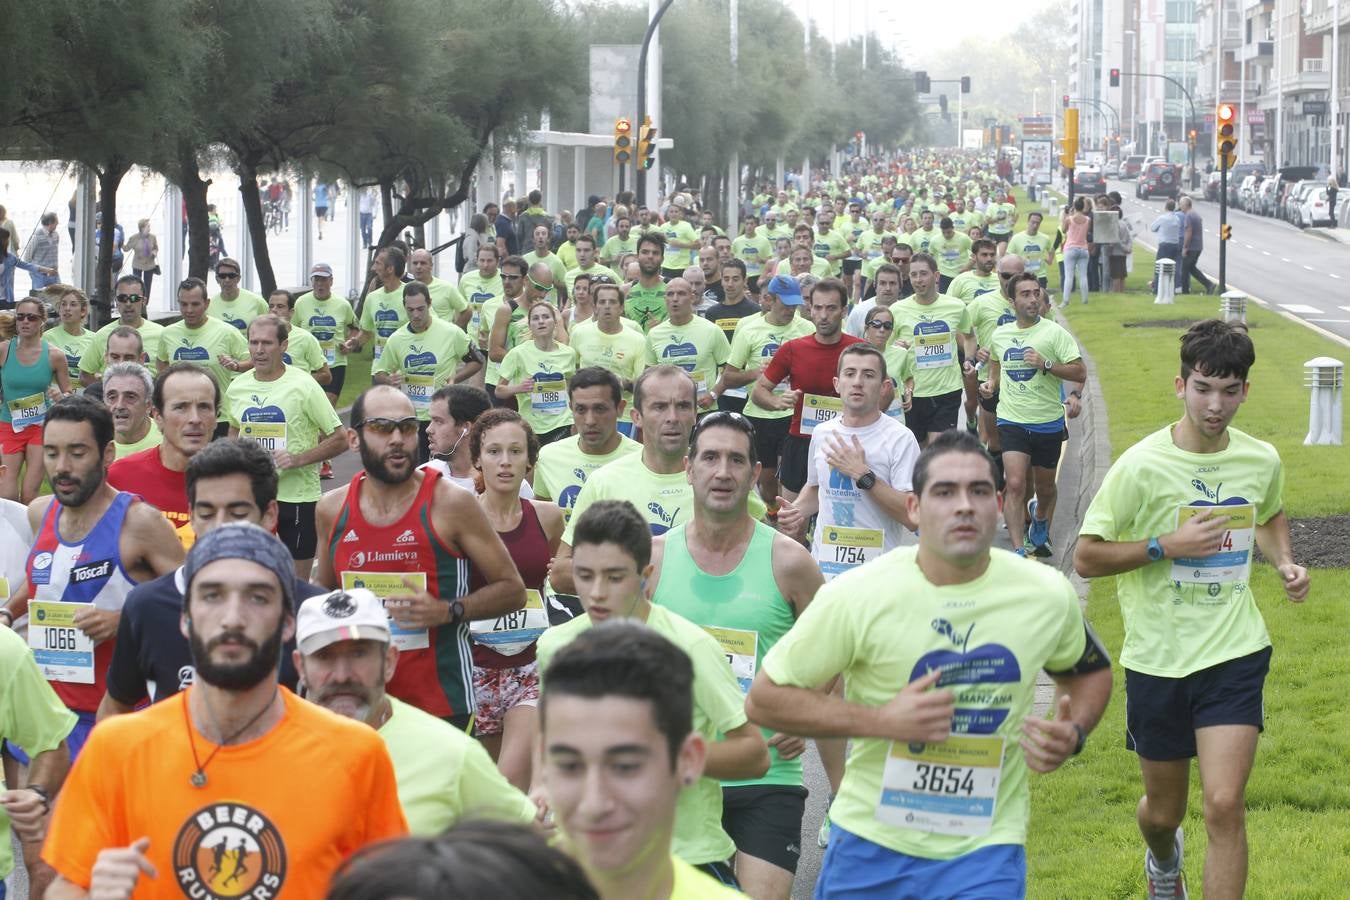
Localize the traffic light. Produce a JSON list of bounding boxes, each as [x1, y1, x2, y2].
[[637, 118, 657, 171], [1109, 68, 1120, 88], [1216, 103, 1238, 170], [915, 70, 931, 94], [961, 76, 971, 94], [1188, 129, 1197, 145], [613, 117, 633, 165], [1060, 108, 1079, 169], [1220, 223, 1232, 241], [1062, 94, 1070, 109]]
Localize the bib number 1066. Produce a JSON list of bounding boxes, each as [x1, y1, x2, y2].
[[912, 763, 976, 797], [42, 627, 80, 651]]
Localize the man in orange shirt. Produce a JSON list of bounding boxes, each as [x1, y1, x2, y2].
[[42, 523, 406, 899]]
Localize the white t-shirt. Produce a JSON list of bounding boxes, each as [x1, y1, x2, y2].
[[0, 497, 34, 632], [806, 414, 920, 581], [420, 459, 535, 499], [845, 298, 879, 338]]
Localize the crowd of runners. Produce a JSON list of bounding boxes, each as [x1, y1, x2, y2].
[[0, 148, 1309, 900]]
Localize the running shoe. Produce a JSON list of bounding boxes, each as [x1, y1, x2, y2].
[[1145, 829, 1188, 899], [817, 814, 831, 849], [1026, 499, 1053, 558]]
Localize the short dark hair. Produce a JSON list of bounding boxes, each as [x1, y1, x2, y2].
[[909, 252, 937, 274], [810, 277, 848, 307], [177, 276, 209, 302], [1180, 319, 1255, 382], [636, 233, 666, 255], [971, 238, 997, 255], [875, 263, 902, 282], [528, 189, 542, 205], [939, 217, 954, 230], [382, 246, 406, 276], [1006, 272, 1041, 297], [153, 362, 220, 414], [632, 364, 694, 414], [571, 499, 652, 571], [115, 274, 146, 293], [722, 258, 747, 278], [470, 408, 540, 469], [402, 281, 431, 306], [837, 343, 888, 379], [329, 821, 599, 900], [912, 429, 998, 497], [44, 395, 114, 452], [573, 233, 596, 250], [689, 411, 757, 465], [568, 366, 622, 406], [500, 255, 528, 277], [432, 383, 491, 425], [542, 621, 693, 769], [269, 288, 295, 309], [186, 438, 278, 510]]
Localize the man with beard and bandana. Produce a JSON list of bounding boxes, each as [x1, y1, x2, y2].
[[0, 398, 183, 760], [315, 385, 525, 728], [43, 524, 407, 900], [294, 587, 538, 835], [96, 439, 326, 719]]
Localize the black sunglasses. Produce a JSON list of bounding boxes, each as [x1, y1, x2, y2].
[[356, 416, 420, 436], [115, 293, 144, 303], [217, 271, 240, 280], [691, 409, 757, 443], [866, 320, 894, 331]]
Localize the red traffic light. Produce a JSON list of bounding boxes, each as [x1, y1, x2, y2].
[[1217, 104, 1235, 120], [1109, 68, 1120, 87]]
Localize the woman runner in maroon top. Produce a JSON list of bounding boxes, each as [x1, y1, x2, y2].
[[467, 408, 564, 790]]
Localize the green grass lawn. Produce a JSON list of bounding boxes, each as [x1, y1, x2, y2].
[[337, 350, 373, 409], [1020, 206, 1350, 897]]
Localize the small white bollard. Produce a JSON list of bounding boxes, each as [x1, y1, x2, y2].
[[1220, 290, 1248, 324], [1153, 259, 1177, 304], [1042, 194, 1051, 211], [1047, 198, 1059, 217], [1304, 357, 1344, 446]]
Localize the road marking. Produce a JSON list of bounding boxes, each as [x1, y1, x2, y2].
[[1280, 304, 1323, 314], [1332, 274, 1343, 280], [1304, 265, 1316, 271], [1281, 257, 1292, 263], [1339, 305, 1350, 312], [1310, 318, 1350, 324], [1262, 250, 1271, 255]]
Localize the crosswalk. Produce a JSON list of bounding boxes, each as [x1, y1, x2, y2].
[[1280, 304, 1322, 314]]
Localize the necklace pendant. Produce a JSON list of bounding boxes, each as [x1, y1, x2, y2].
[[191, 771, 207, 788]]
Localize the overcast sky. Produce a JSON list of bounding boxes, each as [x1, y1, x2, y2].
[[792, 0, 1038, 63]]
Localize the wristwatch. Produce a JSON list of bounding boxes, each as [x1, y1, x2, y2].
[[1043, 357, 1054, 371], [1146, 537, 1166, 562], [856, 471, 877, 491], [447, 599, 466, 626], [1071, 723, 1087, 756], [27, 784, 51, 814]]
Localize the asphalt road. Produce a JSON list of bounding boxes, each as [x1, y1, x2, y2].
[[1105, 177, 1350, 345]]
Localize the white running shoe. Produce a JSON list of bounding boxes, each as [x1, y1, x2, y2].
[[1145, 828, 1188, 899]]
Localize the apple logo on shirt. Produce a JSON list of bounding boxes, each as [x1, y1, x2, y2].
[[404, 347, 437, 369], [241, 397, 285, 423], [660, 342, 699, 371], [174, 340, 210, 362], [913, 618, 1022, 735]]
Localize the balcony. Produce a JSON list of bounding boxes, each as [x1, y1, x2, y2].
[[1236, 39, 1274, 63], [1302, 2, 1350, 36]]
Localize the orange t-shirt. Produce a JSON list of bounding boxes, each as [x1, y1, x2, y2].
[[43, 687, 407, 898]]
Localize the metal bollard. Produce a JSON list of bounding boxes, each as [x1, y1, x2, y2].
[[1219, 290, 1247, 324], [1304, 357, 1344, 446], [1153, 259, 1176, 304], [1047, 198, 1059, 217]]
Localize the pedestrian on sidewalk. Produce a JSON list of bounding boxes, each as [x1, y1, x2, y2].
[[24, 213, 62, 291], [1177, 197, 1213, 295], [123, 218, 159, 299], [1149, 200, 1182, 293]]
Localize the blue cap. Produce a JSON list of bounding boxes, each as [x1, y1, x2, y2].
[[765, 275, 803, 306]]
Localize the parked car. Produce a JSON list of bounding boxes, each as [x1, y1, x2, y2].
[[1283, 181, 1319, 224], [1073, 167, 1108, 195], [1299, 186, 1335, 228], [1136, 162, 1181, 199], [1104, 158, 1121, 177], [1238, 175, 1263, 212], [1120, 155, 1149, 179], [1255, 178, 1280, 216], [1225, 163, 1267, 207]]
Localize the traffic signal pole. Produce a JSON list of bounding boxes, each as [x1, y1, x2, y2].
[[1216, 102, 1237, 293], [1219, 154, 1228, 293]]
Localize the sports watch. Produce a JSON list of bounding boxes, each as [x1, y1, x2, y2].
[[1146, 537, 1165, 562], [1043, 356, 1054, 371], [856, 471, 877, 491]]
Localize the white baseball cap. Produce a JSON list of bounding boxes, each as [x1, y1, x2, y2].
[[297, 588, 389, 655]]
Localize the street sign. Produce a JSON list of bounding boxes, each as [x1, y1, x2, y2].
[[1303, 100, 1329, 115]]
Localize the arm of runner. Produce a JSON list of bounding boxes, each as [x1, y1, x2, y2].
[[1074, 509, 1232, 578], [703, 720, 771, 781], [311, 363, 333, 386], [125, 502, 187, 580], [95, 692, 137, 722], [774, 486, 818, 540], [488, 304, 512, 363], [1, 738, 69, 845], [546, 542, 575, 596], [718, 364, 761, 389], [1022, 665, 1113, 774], [277, 426, 346, 471], [312, 490, 343, 589], [747, 667, 954, 744], [771, 532, 824, 620], [1063, 383, 1084, 419], [750, 373, 797, 412], [1021, 347, 1086, 383], [1254, 510, 1310, 601], [980, 360, 1001, 398]]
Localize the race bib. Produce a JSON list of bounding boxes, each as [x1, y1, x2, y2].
[[913, 324, 954, 370], [818, 525, 884, 579], [470, 589, 548, 657], [240, 421, 287, 452], [341, 571, 430, 651], [8, 391, 48, 431], [404, 374, 435, 412], [799, 393, 843, 434], [1170, 503, 1255, 585], [321, 341, 337, 365], [704, 625, 758, 695], [372, 340, 385, 362], [884, 392, 907, 423], [692, 369, 712, 395], [29, 601, 95, 684], [530, 376, 568, 414], [877, 734, 1005, 836]]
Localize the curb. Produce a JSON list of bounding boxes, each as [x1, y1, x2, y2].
[[1055, 311, 1112, 603]]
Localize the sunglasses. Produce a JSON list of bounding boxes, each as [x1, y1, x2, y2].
[[356, 416, 420, 436], [691, 409, 758, 444], [528, 276, 551, 292], [14, 312, 42, 322], [217, 272, 240, 280], [115, 293, 144, 303], [866, 320, 894, 331], [501, 273, 524, 281]]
